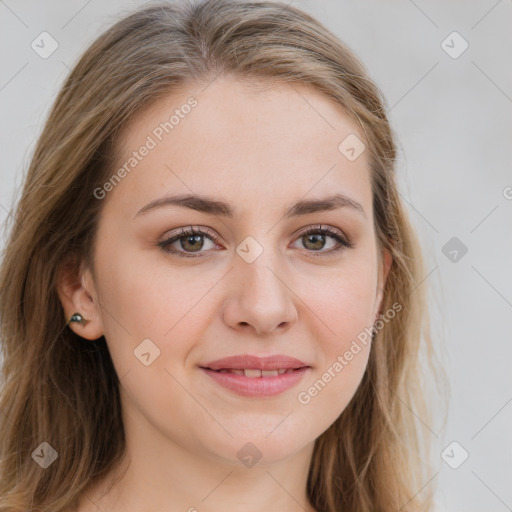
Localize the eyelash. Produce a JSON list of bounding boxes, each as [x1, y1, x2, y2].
[[157, 224, 353, 259]]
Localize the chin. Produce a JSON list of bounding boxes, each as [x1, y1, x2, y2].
[[210, 430, 311, 468]]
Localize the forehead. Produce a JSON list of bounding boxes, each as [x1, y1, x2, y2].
[[106, 76, 372, 216]]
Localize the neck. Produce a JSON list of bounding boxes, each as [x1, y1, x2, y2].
[[78, 413, 318, 512]]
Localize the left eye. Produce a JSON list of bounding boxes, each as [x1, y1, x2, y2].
[[291, 226, 351, 254], [157, 225, 352, 258]]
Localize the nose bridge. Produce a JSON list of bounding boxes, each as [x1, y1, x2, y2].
[[237, 237, 286, 304], [223, 235, 298, 334]]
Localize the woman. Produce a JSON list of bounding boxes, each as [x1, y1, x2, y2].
[[0, 0, 445, 510]]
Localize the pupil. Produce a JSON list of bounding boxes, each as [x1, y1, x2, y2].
[[182, 235, 203, 251], [305, 233, 324, 250]]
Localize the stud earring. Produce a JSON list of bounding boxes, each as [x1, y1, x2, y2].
[[68, 312, 90, 327]]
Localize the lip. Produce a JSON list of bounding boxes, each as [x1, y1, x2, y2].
[[200, 366, 311, 397], [201, 354, 309, 371], [199, 354, 311, 398]]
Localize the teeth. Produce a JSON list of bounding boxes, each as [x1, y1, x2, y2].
[[244, 369, 262, 378], [216, 368, 297, 377], [230, 369, 245, 376]]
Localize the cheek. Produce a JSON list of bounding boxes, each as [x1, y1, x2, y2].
[[295, 263, 376, 421], [299, 252, 378, 348], [293, 251, 377, 413], [94, 245, 219, 373], [296, 341, 371, 434]]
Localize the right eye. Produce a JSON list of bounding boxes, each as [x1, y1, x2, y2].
[[157, 226, 222, 258]]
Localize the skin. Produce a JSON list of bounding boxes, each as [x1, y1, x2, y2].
[[58, 75, 392, 512]]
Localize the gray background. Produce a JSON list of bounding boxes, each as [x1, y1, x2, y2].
[[1, 1, 511, 510]]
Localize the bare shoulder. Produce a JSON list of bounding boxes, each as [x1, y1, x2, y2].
[[65, 477, 121, 512], [60, 499, 83, 512], [60, 486, 102, 512], [62, 496, 96, 512]]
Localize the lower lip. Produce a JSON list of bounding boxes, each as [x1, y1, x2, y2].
[[200, 367, 310, 397]]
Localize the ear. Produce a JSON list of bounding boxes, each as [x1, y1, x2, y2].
[[374, 247, 393, 322], [56, 258, 104, 340]]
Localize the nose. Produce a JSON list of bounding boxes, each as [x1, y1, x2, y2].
[[222, 251, 298, 336]]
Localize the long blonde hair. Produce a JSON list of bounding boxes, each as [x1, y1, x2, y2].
[[0, 1, 447, 510]]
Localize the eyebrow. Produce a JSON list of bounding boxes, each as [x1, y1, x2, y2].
[[134, 193, 366, 220]]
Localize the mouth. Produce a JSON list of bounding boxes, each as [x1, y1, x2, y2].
[[200, 354, 310, 372], [201, 367, 307, 377], [198, 354, 311, 397], [199, 364, 311, 397]]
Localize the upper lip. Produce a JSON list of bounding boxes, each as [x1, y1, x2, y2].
[[200, 354, 310, 371]]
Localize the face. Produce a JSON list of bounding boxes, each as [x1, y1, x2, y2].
[[65, 76, 391, 468]]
